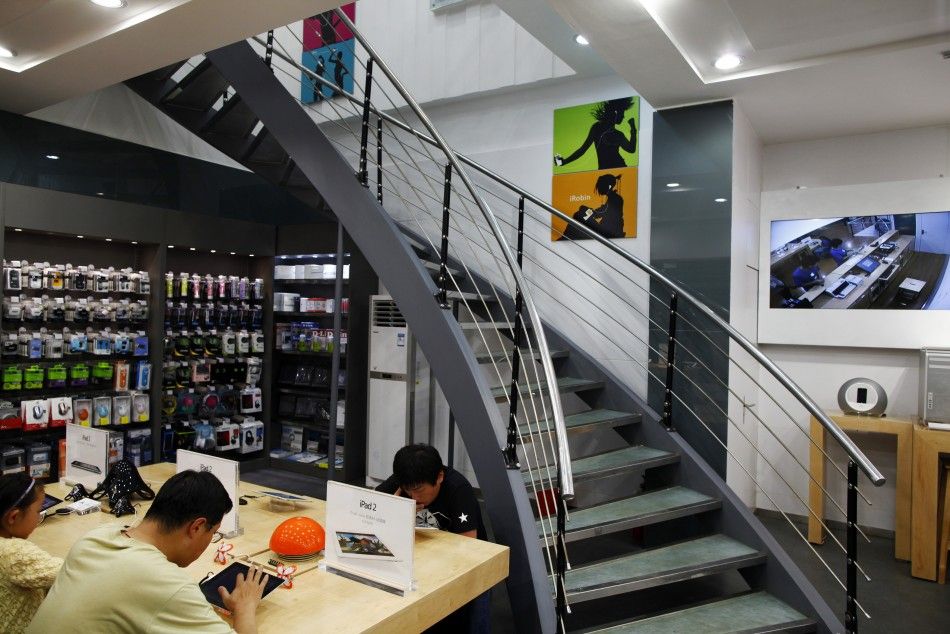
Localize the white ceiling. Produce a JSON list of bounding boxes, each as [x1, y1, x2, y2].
[[0, 0, 337, 113], [541, 0, 950, 143]]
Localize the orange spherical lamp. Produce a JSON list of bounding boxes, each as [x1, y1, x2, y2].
[[269, 516, 326, 557]]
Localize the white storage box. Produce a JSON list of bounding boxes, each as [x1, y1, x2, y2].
[[274, 265, 296, 280], [321, 264, 337, 279], [303, 264, 323, 279]]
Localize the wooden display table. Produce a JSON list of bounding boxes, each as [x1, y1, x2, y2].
[[911, 425, 950, 581], [808, 413, 913, 561], [32, 463, 509, 633]]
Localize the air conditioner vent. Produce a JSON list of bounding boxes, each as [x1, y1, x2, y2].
[[372, 299, 406, 327]]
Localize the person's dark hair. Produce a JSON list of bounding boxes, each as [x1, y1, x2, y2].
[[830, 238, 843, 248], [143, 470, 232, 532], [594, 173, 620, 195], [0, 473, 40, 518], [592, 97, 634, 123], [393, 444, 444, 487], [800, 252, 819, 267]]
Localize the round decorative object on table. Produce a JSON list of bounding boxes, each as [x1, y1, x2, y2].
[[270, 516, 326, 558], [837, 378, 887, 416]]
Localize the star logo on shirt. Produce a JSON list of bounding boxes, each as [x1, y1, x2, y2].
[[458, 512, 469, 524]]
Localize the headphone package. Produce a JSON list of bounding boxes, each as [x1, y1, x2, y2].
[[215, 420, 241, 452], [239, 418, 265, 453]]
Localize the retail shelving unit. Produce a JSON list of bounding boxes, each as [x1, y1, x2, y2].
[[270, 223, 374, 483]]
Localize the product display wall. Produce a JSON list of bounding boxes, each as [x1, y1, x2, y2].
[[160, 257, 268, 462]]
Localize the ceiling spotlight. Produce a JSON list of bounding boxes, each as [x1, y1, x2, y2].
[[249, 254, 255, 258], [714, 54, 742, 70], [574, 34, 589, 46], [45, 154, 59, 160], [666, 182, 680, 188], [105, 238, 112, 242], [131, 241, 138, 245], [13, 228, 22, 232], [76, 235, 84, 239], [168, 245, 175, 249], [189, 247, 196, 251], [230, 251, 236, 255], [90, 0, 128, 8], [210, 249, 216, 254], [96, 192, 104, 196], [714, 198, 727, 203], [0, 46, 15, 58]]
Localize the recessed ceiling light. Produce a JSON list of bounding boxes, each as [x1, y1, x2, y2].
[[45, 154, 59, 160], [230, 251, 236, 255], [105, 238, 112, 242], [96, 192, 104, 196], [210, 249, 216, 254], [715, 198, 727, 203], [249, 254, 255, 258], [168, 245, 175, 249], [76, 235, 84, 239], [574, 34, 589, 46], [666, 182, 680, 188], [13, 228, 22, 232], [131, 241, 138, 245], [0, 46, 15, 58], [90, 0, 127, 8], [714, 54, 742, 70], [189, 247, 196, 251]]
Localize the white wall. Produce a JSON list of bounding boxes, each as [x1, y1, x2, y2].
[[752, 124, 950, 531], [726, 104, 763, 507]]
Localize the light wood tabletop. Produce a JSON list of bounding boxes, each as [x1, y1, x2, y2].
[[911, 425, 950, 581], [31, 463, 509, 633]]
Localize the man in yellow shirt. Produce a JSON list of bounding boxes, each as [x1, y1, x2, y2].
[[27, 470, 266, 634]]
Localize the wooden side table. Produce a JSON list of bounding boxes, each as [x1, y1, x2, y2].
[[808, 413, 913, 561], [911, 425, 950, 580]]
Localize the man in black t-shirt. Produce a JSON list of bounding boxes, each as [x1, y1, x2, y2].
[[376, 444, 490, 632], [376, 444, 485, 540]]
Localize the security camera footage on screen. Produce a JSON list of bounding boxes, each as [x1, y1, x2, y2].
[[769, 210, 950, 310]]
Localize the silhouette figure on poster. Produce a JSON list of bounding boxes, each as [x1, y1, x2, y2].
[[331, 49, 350, 97], [311, 54, 326, 102], [560, 173, 625, 241], [555, 97, 638, 170], [317, 13, 342, 45]]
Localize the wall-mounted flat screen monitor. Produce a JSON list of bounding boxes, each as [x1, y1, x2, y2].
[[768, 211, 950, 310]]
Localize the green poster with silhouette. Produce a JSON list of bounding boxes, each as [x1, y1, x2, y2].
[[553, 96, 639, 175]]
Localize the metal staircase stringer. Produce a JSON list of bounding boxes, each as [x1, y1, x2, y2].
[[204, 41, 555, 634]]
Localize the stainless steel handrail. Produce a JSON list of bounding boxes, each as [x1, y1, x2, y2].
[[332, 9, 574, 497]]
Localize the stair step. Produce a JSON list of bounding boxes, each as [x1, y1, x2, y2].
[[519, 408, 636, 440], [566, 534, 766, 603], [459, 320, 515, 332], [423, 259, 459, 275], [162, 59, 228, 111], [476, 347, 568, 365], [492, 377, 603, 402], [589, 591, 815, 633], [444, 290, 497, 303], [538, 486, 718, 543], [244, 128, 289, 166], [201, 94, 258, 137], [523, 445, 677, 488]]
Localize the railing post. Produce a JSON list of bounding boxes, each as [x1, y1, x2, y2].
[[503, 196, 528, 470], [264, 30, 275, 69], [437, 163, 452, 308], [376, 117, 384, 204], [357, 58, 374, 187], [556, 498, 568, 631], [662, 292, 678, 431], [846, 460, 858, 633]]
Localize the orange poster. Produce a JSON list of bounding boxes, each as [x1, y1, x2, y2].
[[551, 168, 638, 241]]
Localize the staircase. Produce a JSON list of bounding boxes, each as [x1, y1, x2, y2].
[[122, 13, 883, 633]]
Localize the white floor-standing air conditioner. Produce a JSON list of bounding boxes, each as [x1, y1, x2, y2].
[[366, 295, 418, 486]]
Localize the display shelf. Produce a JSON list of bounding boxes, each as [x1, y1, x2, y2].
[[273, 279, 349, 287], [275, 349, 345, 358], [274, 311, 347, 320], [273, 418, 343, 431], [276, 385, 345, 396]]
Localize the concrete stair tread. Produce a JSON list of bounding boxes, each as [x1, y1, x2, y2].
[[588, 591, 815, 633], [523, 445, 677, 487], [492, 376, 604, 402], [444, 290, 497, 302], [459, 320, 515, 331], [520, 409, 638, 440], [538, 486, 719, 542], [566, 534, 766, 602]]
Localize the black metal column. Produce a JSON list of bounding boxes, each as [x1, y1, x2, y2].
[[437, 163, 452, 308], [662, 292, 678, 431], [503, 196, 527, 469], [846, 460, 858, 633], [357, 58, 374, 187], [376, 117, 384, 204]]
